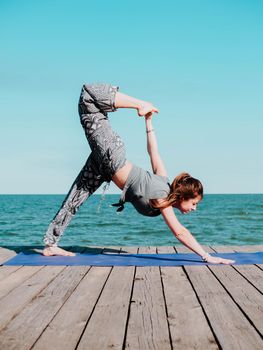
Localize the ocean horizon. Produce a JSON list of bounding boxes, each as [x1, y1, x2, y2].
[[0, 194, 262, 247]]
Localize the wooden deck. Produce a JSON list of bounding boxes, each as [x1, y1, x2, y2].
[[0, 245, 262, 350]]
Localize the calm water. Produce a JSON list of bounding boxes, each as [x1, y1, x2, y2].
[[0, 194, 262, 247]]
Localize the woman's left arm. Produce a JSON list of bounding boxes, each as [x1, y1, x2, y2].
[[160, 205, 235, 265]]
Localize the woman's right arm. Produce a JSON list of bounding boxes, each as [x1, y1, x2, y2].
[[145, 116, 168, 177], [160, 206, 235, 264]]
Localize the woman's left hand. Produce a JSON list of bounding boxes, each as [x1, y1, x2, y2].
[[206, 255, 235, 265]]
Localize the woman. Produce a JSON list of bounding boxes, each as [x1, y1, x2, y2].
[[43, 83, 234, 265]]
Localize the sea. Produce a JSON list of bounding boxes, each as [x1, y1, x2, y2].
[[0, 194, 262, 247]]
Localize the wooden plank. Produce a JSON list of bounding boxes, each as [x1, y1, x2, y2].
[[124, 246, 171, 350], [32, 266, 111, 350], [212, 245, 263, 255], [212, 245, 263, 253], [211, 246, 263, 293], [0, 266, 21, 282], [120, 246, 139, 254], [77, 266, 134, 350], [157, 246, 176, 253], [176, 246, 263, 349], [208, 266, 263, 335], [210, 246, 263, 336], [102, 246, 122, 254], [33, 247, 130, 349], [0, 247, 17, 265], [231, 245, 263, 252], [157, 246, 219, 349], [139, 246, 157, 253], [175, 245, 212, 255], [227, 245, 263, 269], [0, 266, 89, 350], [174, 244, 212, 255], [81, 245, 105, 253], [156, 246, 176, 254], [184, 268, 263, 349], [0, 266, 43, 299], [0, 266, 64, 331]]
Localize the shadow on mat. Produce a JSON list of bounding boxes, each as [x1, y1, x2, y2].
[[0, 245, 126, 255]]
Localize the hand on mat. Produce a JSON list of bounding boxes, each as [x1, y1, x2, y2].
[[137, 102, 158, 118], [206, 256, 235, 265], [42, 246, 76, 257]]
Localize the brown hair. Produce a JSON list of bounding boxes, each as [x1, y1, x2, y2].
[[152, 172, 203, 209]]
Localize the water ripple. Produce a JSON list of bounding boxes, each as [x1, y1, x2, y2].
[[0, 194, 262, 246]]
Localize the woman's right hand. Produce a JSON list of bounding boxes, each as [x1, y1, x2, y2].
[[137, 102, 158, 118]]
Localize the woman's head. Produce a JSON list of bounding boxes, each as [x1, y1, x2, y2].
[[153, 172, 203, 213], [169, 172, 203, 213]]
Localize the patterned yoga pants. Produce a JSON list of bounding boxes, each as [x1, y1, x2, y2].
[[43, 84, 126, 246]]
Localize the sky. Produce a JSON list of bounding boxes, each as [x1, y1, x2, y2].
[[0, 0, 262, 194]]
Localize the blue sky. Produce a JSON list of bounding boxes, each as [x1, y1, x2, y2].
[[0, 0, 262, 194]]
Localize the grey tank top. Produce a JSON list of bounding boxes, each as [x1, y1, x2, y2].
[[112, 165, 170, 217]]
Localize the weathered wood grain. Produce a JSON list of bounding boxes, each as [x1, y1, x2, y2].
[[0, 266, 43, 299], [0, 247, 17, 265], [158, 245, 219, 349], [77, 266, 134, 350], [0, 245, 262, 350], [120, 246, 139, 254], [211, 246, 263, 293], [0, 266, 21, 282], [0, 266, 88, 350], [228, 245, 263, 270], [0, 266, 64, 331], [32, 266, 111, 350], [125, 246, 171, 350], [176, 246, 263, 350]]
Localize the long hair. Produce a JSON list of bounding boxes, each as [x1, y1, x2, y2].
[[152, 172, 203, 209]]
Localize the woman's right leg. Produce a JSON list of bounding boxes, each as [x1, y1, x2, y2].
[[79, 84, 127, 180]]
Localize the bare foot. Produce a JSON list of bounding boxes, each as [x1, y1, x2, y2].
[[137, 102, 158, 117], [42, 246, 76, 257]]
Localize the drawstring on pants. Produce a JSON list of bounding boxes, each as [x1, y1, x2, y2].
[[111, 181, 130, 213], [97, 181, 111, 213]]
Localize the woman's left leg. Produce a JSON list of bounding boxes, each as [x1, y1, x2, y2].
[[43, 153, 105, 252], [43, 84, 125, 255]]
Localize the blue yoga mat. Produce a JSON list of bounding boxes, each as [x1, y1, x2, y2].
[[3, 252, 263, 266]]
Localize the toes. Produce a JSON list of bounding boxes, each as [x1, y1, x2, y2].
[[42, 248, 75, 257]]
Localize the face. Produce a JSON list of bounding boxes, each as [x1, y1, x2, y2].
[[176, 195, 202, 214]]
